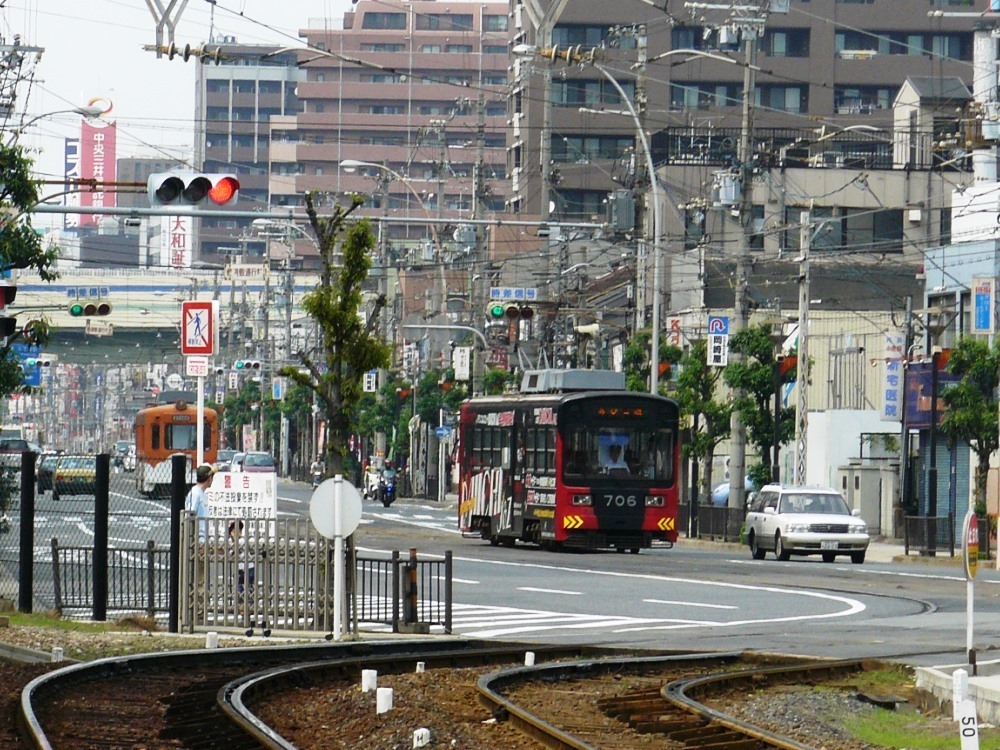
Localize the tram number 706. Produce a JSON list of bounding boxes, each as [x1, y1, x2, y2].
[[603, 494, 639, 508]]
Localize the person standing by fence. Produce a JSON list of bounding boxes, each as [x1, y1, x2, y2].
[[185, 464, 216, 540]]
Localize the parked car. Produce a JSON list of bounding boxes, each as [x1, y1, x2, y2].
[[53, 455, 98, 497], [36, 453, 60, 493], [112, 440, 131, 468], [745, 484, 869, 564], [710, 476, 755, 507], [215, 449, 237, 472], [230, 452, 246, 472], [242, 452, 276, 473], [123, 445, 137, 472], [0, 438, 32, 469]]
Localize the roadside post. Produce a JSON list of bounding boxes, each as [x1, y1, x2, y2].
[[963, 509, 979, 675], [310, 475, 362, 640]]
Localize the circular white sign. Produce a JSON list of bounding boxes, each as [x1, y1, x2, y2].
[[165, 373, 184, 389], [310, 477, 363, 539]]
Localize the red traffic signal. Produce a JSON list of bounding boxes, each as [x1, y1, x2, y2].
[[0, 285, 17, 308], [147, 172, 240, 206]]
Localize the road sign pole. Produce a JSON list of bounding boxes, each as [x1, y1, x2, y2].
[[333, 474, 344, 641], [196, 374, 205, 468]]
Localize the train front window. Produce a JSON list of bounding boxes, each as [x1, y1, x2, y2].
[[563, 426, 674, 483], [165, 423, 197, 451]]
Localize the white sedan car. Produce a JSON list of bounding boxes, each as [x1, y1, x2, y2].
[[745, 484, 869, 564]]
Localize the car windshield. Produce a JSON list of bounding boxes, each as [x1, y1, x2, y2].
[[778, 493, 850, 515], [245, 453, 273, 468], [218, 450, 236, 461], [59, 457, 94, 470]]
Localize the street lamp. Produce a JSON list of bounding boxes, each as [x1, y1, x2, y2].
[[513, 43, 663, 394], [339, 159, 439, 245], [6, 104, 105, 137]]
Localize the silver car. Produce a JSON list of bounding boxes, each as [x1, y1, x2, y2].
[[745, 484, 869, 564]]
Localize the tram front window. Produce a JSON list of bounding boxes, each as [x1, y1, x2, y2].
[[563, 426, 673, 483]]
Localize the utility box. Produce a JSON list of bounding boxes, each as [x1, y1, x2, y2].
[[607, 189, 635, 232], [837, 461, 899, 537]]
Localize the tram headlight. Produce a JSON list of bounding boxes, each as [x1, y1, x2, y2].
[[572, 494, 591, 506], [644, 495, 664, 507]]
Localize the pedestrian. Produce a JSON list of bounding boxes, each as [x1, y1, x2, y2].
[[228, 520, 255, 601], [186, 463, 216, 537], [185, 463, 216, 602]]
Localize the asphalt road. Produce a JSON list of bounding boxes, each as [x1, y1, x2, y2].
[[6, 476, 999, 670]]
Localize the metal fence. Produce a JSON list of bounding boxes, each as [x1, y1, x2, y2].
[[900, 514, 992, 559], [178, 516, 453, 634], [3, 452, 453, 635]]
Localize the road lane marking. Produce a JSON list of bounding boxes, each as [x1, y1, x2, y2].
[[643, 598, 737, 609], [518, 587, 581, 596]]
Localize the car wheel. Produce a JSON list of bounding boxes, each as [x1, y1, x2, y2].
[[822, 552, 836, 563], [775, 533, 791, 561], [851, 550, 866, 564], [749, 531, 766, 560]]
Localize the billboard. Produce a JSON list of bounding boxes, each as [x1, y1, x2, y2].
[[78, 120, 117, 227], [904, 357, 960, 429], [63, 138, 80, 229]]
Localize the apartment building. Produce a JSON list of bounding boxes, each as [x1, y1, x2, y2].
[[194, 42, 303, 262], [269, 1, 511, 261]]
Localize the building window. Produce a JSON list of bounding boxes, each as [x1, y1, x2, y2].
[[233, 80, 256, 94], [368, 104, 405, 115], [484, 14, 508, 31], [416, 13, 473, 31], [834, 85, 896, 114], [362, 43, 405, 52], [757, 85, 806, 114], [553, 189, 607, 219], [207, 80, 229, 94], [361, 12, 406, 29], [483, 44, 507, 54], [444, 44, 474, 54], [552, 24, 609, 47], [553, 79, 634, 107], [551, 134, 634, 162], [206, 106, 229, 121], [764, 29, 809, 57], [671, 27, 707, 50], [783, 207, 903, 254], [419, 44, 441, 54], [670, 82, 741, 109]]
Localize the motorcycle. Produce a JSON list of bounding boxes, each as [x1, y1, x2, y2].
[[377, 470, 396, 508], [311, 470, 323, 489]]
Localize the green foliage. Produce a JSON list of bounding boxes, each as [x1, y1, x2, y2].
[[482, 367, 516, 395], [673, 340, 733, 504], [278, 192, 391, 475], [0, 142, 60, 529], [940, 337, 1000, 515], [414, 369, 467, 424], [723, 324, 796, 482], [622, 330, 682, 393]]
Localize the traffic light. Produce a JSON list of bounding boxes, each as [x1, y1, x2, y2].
[[234, 360, 261, 371], [0, 283, 15, 339], [24, 357, 51, 368], [68, 300, 112, 316], [214, 366, 225, 376], [147, 172, 240, 207], [488, 302, 534, 320]]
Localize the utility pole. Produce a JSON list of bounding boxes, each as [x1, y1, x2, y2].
[[633, 25, 648, 334], [795, 210, 811, 485], [726, 5, 763, 521]]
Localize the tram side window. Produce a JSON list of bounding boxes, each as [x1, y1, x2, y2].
[[527, 426, 555, 474], [151, 424, 160, 451]]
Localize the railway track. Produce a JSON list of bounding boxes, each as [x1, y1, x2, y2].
[[20, 639, 876, 749]]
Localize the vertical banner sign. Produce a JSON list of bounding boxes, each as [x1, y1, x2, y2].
[[972, 276, 994, 335], [453, 346, 472, 381], [78, 120, 117, 228], [881, 332, 905, 422], [666, 316, 683, 346], [63, 138, 81, 229], [162, 215, 193, 269], [180, 300, 219, 356], [228, 371, 238, 390], [707, 315, 729, 367]]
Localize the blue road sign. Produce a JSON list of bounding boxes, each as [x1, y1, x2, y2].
[[708, 316, 729, 335], [435, 426, 453, 440]]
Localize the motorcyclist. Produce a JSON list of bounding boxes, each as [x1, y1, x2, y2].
[[310, 455, 325, 486]]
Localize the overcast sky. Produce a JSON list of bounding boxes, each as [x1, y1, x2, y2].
[[3, 0, 348, 182]]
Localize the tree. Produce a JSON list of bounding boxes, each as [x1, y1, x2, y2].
[[279, 193, 391, 477], [723, 324, 795, 488], [939, 337, 1000, 517], [673, 340, 733, 506], [0, 142, 60, 531], [622, 331, 682, 393]]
